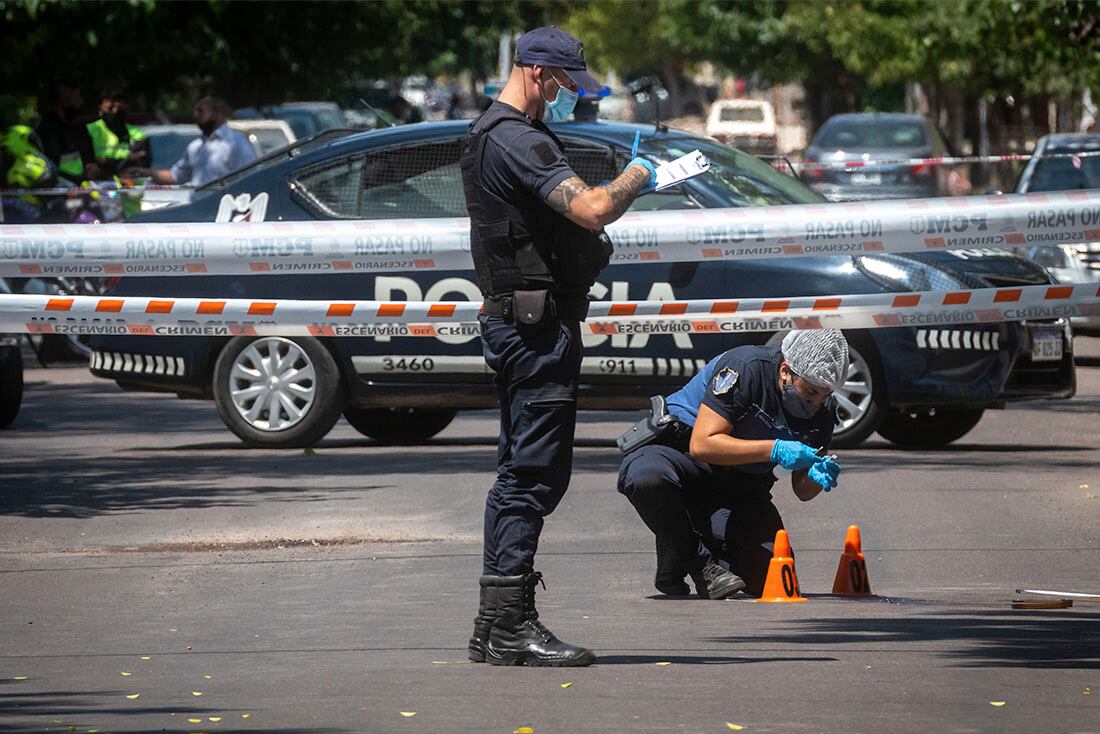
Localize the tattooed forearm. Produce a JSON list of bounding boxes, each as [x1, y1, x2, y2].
[[601, 165, 649, 221], [544, 165, 649, 226], [546, 176, 589, 216]]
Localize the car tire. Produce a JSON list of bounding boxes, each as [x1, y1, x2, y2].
[[767, 329, 885, 448], [343, 407, 457, 444], [876, 407, 985, 449], [0, 348, 24, 429], [213, 336, 346, 448]]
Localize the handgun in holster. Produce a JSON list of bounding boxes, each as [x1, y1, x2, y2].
[[616, 395, 675, 454]]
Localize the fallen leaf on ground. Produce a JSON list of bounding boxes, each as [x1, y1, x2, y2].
[[203, 675, 212, 679], [400, 711, 417, 717], [120, 672, 132, 677], [560, 682, 573, 688], [514, 728, 535, 734], [1081, 484, 1089, 489], [241, 713, 252, 718], [726, 724, 744, 731], [192, 691, 202, 696], [125, 693, 140, 700], [989, 701, 1006, 707]]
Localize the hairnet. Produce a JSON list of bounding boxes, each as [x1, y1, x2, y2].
[[781, 329, 849, 390]]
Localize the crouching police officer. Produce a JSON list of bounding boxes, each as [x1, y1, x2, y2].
[[617, 330, 849, 598], [461, 26, 658, 667]]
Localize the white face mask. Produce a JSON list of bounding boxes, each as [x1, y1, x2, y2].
[[541, 71, 579, 123]]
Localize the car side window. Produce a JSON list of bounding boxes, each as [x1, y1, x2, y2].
[[291, 138, 466, 219]]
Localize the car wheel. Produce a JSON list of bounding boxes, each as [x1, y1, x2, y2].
[[213, 336, 346, 448], [767, 330, 885, 448], [343, 407, 457, 444], [876, 407, 985, 449], [0, 348, 24, 429]]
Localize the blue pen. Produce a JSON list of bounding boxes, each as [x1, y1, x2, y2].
[[631, 130, 640, 159]]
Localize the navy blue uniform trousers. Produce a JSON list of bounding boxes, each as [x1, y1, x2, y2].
[[618, 443, 783, 596], [479, 313, 582, 576]]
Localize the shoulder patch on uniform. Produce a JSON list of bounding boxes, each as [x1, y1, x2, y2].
[[533, 141, 557, 166], [712, 367, 739, 396]]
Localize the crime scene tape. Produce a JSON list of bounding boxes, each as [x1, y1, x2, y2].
[[2, 281, 1096, 338], [3, 189, 1100, 278], [0, 183, 192, 197], [789, 149, 1100, 172]]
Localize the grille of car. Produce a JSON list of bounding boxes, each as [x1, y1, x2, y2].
[[91, 351, 185, 377], [1072, 243, 1100, 271]]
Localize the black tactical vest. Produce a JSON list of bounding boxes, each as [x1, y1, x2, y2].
[[459, 103, 612, 304]]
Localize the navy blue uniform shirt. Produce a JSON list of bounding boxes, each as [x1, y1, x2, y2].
[[667, 344, 836, 478], [479, 101, 576, 205]]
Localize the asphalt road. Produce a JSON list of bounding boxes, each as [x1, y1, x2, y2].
[[1, 338, 1098, 733]]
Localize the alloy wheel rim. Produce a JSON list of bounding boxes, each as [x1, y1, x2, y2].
[[833, 347, 873, 435], [228, 337, 317, 432]]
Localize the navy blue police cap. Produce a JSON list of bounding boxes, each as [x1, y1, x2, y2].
[[514, 26, 605, 95]]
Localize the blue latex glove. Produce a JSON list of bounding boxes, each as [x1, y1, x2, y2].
[[807, 459, 840, 492], [627, 156, 657, 193], [770, 439, 821, 471]]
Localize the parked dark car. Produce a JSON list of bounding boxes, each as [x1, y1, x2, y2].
[[0, 278, 24, 429], [234, 102, 348, 139], [1013, 133, 1100, 333], [801, 113, 957, 202], [88, 121, 1074, 449]]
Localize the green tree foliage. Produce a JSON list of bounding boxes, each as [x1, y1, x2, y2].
[[0, 0, 556, 122]]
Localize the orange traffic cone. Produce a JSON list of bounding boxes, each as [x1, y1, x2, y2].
[[832, 525, 872, 596], [757, 529, 806, 602]]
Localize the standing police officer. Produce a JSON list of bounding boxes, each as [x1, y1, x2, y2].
[[617, 330, 849, 598], [461, 26, 657, 667]]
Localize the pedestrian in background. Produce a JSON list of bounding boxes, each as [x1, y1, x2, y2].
[[86, 89, 148, 178], [35, 80, 95, 182], [151, 96, 256, 186]]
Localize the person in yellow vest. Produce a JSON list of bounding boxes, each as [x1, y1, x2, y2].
[[36, 80, 96, 183], [1, 125, 56, 190], [86, 89, 148, 179]]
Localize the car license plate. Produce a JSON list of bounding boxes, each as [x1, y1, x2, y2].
[[849, 172, 882, 185], [1031, 331, 1063, 362]]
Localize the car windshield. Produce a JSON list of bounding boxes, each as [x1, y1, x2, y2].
[[645, 137, 825, 206], [815, 119, 927, 149], [1025, 154, 1100, 191], [196, 128, 354, 190], [719, 106, 765, 123]]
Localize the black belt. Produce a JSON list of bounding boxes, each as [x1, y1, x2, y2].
[[482, 293, 590, 321], [481, 295, 514, 319]]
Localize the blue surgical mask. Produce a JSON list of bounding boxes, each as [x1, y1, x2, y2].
[[542, 73, 579, 123], [782, 383, 820, 420]]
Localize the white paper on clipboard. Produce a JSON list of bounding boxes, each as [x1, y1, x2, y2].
[[654, 150, 711, 191]]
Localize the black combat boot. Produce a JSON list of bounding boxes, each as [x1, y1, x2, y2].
[[468, 575, 502, 662], [689, 561, 747, 600], [484, 572, 596, 667], [654, 535, 690, 596]]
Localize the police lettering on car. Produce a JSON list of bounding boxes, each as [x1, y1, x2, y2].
[[461, 25, 657, 668], [616, 330, 849, 599]]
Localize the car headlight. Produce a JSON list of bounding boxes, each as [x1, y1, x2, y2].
[[856, 254, 966, 292]]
